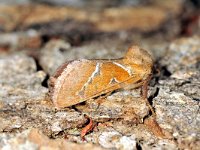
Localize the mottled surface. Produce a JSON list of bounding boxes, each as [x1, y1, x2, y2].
[[1, 36, 199, 149], [0, 1, 199, 149], [0, 129, 103, 150], [0, 54, 47, 109], [153, 36, 200, 149]]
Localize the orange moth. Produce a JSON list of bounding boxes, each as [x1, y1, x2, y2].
[[49, 45, 153, 109]]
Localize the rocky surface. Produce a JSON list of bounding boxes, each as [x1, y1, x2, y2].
[[0, 1, 199, 150], [1, 36, 199, 149], [0, 129, 103, 150], [0, 54, 47, 110], [153, 36, 200, 149]]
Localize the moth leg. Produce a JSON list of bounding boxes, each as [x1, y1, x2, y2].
[[121, 75, 155, 116], [141, 75, 156, 117], [81, 115, 94, 140], [142, 76, 168, 138]]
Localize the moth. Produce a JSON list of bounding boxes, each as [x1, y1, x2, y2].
[[49, 45, 153, 109]]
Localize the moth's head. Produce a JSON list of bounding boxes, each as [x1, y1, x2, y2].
[[125, 45, 153, 67]]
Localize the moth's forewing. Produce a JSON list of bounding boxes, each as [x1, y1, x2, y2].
[[52, 60, 96, 108], [52, 60, 141, 108], [82, 62, 131, 96]]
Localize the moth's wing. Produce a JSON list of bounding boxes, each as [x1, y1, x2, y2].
[[82, 62, 126, 96], [53, 61, 142, 109], [52, 60, 97, 108], [81, 62, 142, 101], [48, 61, 72, 100]]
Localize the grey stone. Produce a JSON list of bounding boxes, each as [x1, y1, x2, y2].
[[0, 54, 48, 109], [153, 36, 200, 149], [161, 36, 200, 73]]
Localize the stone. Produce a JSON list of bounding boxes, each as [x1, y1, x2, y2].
[[0, 54, 47, 109], [161, 36, 200, 73], [154, 88, 200, 149], [98, 129, 136, 150], [154, 36, 200, 149], [0, 129, 103, 150]]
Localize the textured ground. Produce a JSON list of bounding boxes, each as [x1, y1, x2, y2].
[[0, 0, 199, 150]]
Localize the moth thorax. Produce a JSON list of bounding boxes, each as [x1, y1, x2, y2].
[[125, 46, 153, 67]]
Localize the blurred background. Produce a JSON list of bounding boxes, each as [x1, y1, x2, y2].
[[0, 0, 199, 50]]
